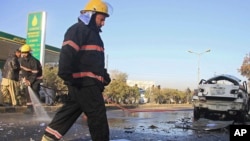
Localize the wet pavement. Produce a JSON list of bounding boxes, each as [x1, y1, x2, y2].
[[0, 105, 232, 141]]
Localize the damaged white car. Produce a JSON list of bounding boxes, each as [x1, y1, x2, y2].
[[192, 74, 250, 122]]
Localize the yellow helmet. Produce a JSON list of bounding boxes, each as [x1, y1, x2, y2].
[[81, 0, 110, 17], [20, 44, 31, 52]]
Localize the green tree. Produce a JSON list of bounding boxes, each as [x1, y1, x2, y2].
[[43, 64, 68, 94], [145, 85, 155, 103], [109, 69, 128, 82], [104, 78, 129, 104], [151, 85, 161, 104], [128, 85, 140, 104], [239, 53, 250, 79], [103, 70, 129, 104]]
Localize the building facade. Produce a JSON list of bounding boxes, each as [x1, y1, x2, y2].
[[0, 31, 60, 68]]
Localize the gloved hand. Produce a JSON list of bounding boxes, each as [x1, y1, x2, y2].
[[103, 69, 111, 86]]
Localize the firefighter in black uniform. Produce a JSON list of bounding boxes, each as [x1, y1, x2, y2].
[[41, 0, 112, 140], [19, 44, 43, 114], [1, 49, 21, 106]]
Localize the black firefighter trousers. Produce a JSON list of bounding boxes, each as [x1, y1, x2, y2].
[[43, 85, 109, 141]]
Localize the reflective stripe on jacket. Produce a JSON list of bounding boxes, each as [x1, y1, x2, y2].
[[58, 21, 106, 87], [19, 54, 43, 85]]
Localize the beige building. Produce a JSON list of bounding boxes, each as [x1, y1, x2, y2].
[[126, 80, 155, 90]]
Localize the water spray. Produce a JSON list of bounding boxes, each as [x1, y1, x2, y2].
[[28, 86, 51, 120]]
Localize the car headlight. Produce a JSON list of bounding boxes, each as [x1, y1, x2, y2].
[[230, 89, 238, 94]]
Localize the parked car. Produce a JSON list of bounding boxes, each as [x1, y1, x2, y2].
[[139, 97, 148, 104], [192, 74, 250, 122]]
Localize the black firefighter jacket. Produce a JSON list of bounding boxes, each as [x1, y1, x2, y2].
[[2, 54, 20, 81], [58, 20, 110, 90], [19, 54, 43, 85]]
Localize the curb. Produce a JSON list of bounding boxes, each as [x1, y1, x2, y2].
[[0, 105, 62, 113], [0, 104, 193, 113]]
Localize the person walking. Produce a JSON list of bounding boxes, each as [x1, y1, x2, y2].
[[19, 44, 43, 114], [41, 0, 112, 140], [0, 49, 21, 106]]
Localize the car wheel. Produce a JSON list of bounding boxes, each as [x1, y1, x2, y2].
[[236, 111, 247, 123], [247, 101, 250, 115], [193, 107, 200, 121]]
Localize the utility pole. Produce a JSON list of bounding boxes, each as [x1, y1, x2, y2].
[[188, 49, 211, 85]]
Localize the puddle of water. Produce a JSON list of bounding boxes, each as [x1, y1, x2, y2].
[[110, 139, 130, 141], [28, 86, 51, 121], [108, 110, 194, 136], [108, 111, 193, 134]]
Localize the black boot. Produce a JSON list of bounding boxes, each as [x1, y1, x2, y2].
[[24, 105, 34, 114]]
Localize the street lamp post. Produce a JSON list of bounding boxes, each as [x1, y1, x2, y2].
[[188, 49, 211, 85]]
